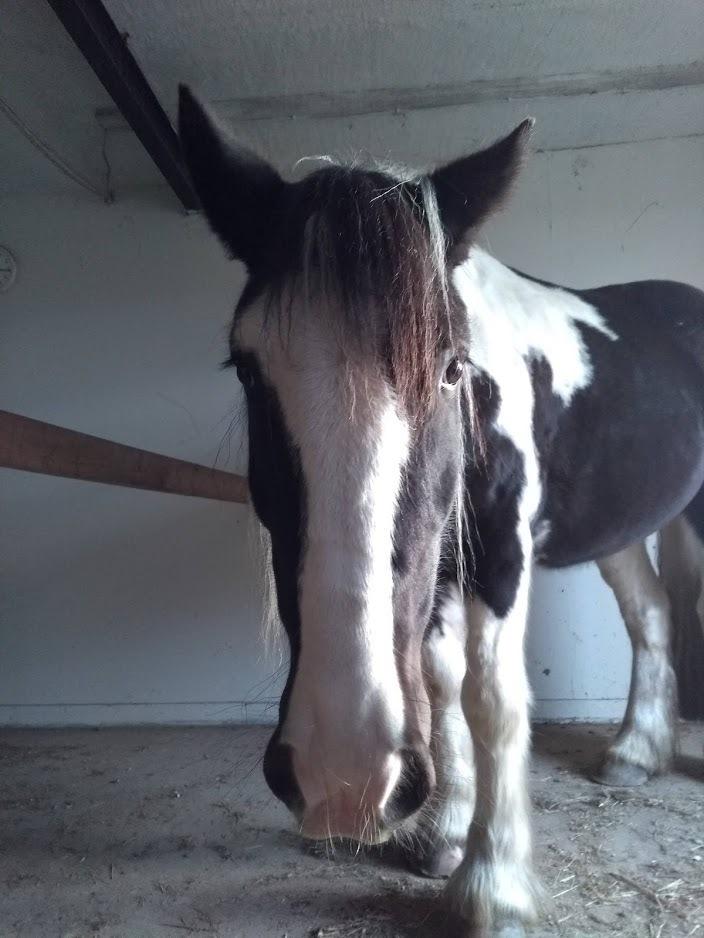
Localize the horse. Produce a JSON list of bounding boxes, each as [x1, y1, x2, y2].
[[178, 86, 704, 937]]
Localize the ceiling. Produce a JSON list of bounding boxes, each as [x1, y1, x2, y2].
[[1, 0, 702, 202]]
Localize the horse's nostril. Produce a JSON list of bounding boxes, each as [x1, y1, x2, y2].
[[263, 737, 304, 815], [384, 746, 434, 825]]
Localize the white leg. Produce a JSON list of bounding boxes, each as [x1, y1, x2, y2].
[[596, 541, 677, 785], [413, 585, 474, 877], [447, 561, 537, 934]]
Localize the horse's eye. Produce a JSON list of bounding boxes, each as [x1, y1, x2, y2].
[[236, 363, 255, 390], [442, 357, 464, 389]]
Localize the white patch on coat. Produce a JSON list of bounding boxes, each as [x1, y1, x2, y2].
[[598, 541, 676, 772], [457, 247, 616, 403], [235, 293, 410, 831]]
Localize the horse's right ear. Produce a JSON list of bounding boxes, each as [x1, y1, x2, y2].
[[430, 118, 534, 251], [178, 85, 285, 267]]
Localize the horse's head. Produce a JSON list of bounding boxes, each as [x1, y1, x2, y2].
[[179, 87, 531, 843]]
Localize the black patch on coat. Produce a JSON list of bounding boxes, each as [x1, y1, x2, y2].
[[528, 357, 566, 559], [460, 371, 526, 618]]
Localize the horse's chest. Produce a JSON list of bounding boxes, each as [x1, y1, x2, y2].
[[466, 300, 597, 530]]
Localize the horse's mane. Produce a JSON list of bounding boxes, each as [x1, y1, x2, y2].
[[261, 161, 455, 425]]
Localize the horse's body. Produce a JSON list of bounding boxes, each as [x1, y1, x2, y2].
[[464, 254, 704, 570], [178, 86, 704, 936]]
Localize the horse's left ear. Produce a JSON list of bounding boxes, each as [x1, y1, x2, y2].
[[430, 118, 534, 249], [178, 85, 285, 268]]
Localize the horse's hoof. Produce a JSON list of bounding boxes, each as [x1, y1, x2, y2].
[[590, 756, 650, 787], [416, 843, 464, 879]]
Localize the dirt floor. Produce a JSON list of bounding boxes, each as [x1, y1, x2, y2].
[[0, 723, 702, 938]]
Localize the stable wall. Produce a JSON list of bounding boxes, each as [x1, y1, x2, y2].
[[1, 133, 703, 725]]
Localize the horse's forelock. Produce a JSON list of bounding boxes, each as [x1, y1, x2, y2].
[[263, 164, 453, 425]]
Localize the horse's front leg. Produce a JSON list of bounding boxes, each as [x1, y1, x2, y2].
[[412, 584, 474, 878], [447, 531, 537, 937]]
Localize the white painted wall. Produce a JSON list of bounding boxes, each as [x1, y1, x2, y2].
[[1, 134, 703, 725]]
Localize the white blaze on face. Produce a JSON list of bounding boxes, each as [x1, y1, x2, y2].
[[236, 292, 411, 825]]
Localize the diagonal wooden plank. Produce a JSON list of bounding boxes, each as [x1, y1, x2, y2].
[[0, 410, 248, 504]]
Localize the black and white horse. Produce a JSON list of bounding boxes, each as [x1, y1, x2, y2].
[[179, 87, 704, 936]]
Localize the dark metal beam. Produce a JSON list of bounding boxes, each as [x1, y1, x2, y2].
[[0, 410, 249, 504], [46, 0, 198, 210]]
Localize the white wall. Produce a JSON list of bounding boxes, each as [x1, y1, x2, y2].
[[1, 134, 703, 725]]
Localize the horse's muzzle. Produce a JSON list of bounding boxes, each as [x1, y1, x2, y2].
[[263, 737, 434, 842]]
